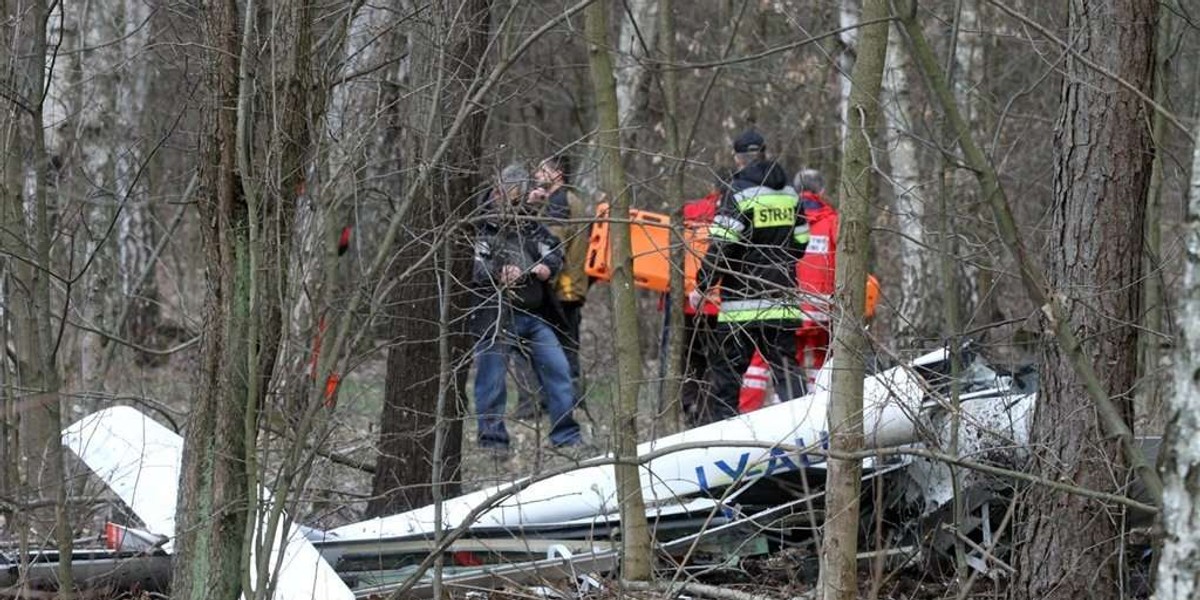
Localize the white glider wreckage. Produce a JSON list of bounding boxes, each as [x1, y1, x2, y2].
[[0, 347, 1155, 597]]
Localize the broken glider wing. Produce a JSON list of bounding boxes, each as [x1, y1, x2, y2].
[[62, 406, 354, 600], [63, 405, 181, 543], [327, 357, 929, 544]]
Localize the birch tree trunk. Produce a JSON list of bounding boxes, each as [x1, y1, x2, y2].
[[586, 0, 653, 581], [1012, 1, 1157, 598], [614, 0, 659, 128], [836, 0, 860, 149], [1154, 92, 1200, 600], [883, 24, 938, 343], [819, 0, 889, 597], [115, 0, 158, 352], [63, 0, 117, 390]]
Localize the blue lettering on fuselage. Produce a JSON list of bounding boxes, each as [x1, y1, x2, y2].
[[693, 431, 828, 491]]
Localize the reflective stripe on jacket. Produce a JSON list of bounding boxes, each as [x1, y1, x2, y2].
[[697, 159, 809, 324]]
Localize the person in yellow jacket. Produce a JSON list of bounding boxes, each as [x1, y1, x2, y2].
[[514, 155, 590, 418]]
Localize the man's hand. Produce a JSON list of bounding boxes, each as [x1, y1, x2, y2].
[[531, 263, 552, 281], [500, 265, 523, 285], [528, 188, 549, 203]]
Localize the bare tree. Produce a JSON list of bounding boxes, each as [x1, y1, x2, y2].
[[658, 0, 685, 428], [0, 0, 77, 592], [883, 23, 939, 343], [1155, 89, 1200, 600], [1010, 1, 1158, 598], [615, 0, 659, 128], [819, 0, 889, 597], [171, 0, 317, 595], [1136, 1, 1177, 416], [835, 0, 860, 146], [370, 0, 490, 517], [587, 0, 653, 581], [170, 0, 252, 595]]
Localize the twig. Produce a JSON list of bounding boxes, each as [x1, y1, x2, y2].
[[622, 579, 784, 600], [984, 0, 1193, 142]]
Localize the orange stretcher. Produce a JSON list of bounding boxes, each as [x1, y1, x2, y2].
[[585, 203, 882, 318], [584, 203, 709, 293]]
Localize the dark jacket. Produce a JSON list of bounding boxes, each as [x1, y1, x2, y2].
[[696, 160, 809, 323], [469, 188, 566, 336]]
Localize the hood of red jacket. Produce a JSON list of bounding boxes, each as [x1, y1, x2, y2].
[[801, 191, 837, 222]]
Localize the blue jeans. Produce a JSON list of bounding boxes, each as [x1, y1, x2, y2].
[[474, 312, 582, 448]]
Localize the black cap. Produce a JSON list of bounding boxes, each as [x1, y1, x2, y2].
[[733, 130, 765, 153]]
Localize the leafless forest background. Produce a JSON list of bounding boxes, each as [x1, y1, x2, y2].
[[0, 0, 1198, 598]]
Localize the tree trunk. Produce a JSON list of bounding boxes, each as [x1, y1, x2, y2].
[[13, 0, 75, 593], [818, 0, 888, 598], [835, 0, 860, 152], [115, 0, 160, 355], [369, 0, 489, 517], [657, 0, 684, 431], [171, 0, 251, 597], [898, 0, 1161, 511], [883, 25, 939, 344], [614, 0, 659, 128], [1136, 5, 1174, 421], [1012, 1, 1157, 599], [1155, 92, 1200, 600], [586, 0, 653, 581]]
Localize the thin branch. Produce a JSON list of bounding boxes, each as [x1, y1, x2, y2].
[[66, 319, 198, 356], [651, 16, 897, 71], [984, 0, 1194, 142]]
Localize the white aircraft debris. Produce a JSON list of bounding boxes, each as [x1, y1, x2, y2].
[[63, 406, 354, 600], [326, 351, 937, 544]]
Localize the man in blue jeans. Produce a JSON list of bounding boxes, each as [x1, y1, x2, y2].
[[469, 164, 584, 455]]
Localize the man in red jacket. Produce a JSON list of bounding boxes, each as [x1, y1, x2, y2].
[[738, 169, 837, 412]]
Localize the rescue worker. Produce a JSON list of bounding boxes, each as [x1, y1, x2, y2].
[[469, 164, 584, 454], [689, 130, 809, 423], [738, 168, 838, 412], [514, 155, 590, 418], [675, 173, 725, 426]]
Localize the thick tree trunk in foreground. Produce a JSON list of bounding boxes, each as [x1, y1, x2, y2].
[[587, 0, 653, 581], [1155, 96, 1200, 600], [172, 0, 251, 597], [1012, 1, 1157, 599], [370, 0, 488, 517], [818, 0, 888, 598]]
